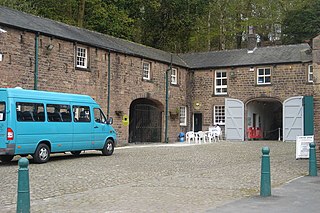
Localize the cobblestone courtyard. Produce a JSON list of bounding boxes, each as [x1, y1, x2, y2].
[[0, 141, 308, 212]]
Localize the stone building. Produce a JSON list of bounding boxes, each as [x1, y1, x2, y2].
[[0, 6, 318, 161]]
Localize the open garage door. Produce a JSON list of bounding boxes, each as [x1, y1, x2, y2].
[[225, 98, 244, 141], [283, 96, 303, 141]]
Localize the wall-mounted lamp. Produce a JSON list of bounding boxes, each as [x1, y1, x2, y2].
[[46, 44, 54, 51], [0, 28, 7, 33], [230, 71, 236, 79]]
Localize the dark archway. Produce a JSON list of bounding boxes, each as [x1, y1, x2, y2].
[[246, 98, 282, 140], [129, 98, 163, 143]]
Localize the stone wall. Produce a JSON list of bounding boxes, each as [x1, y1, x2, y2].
[[191, 64, 314, 134], [0, 27, 188, 145], [313, 35, 320, 164]]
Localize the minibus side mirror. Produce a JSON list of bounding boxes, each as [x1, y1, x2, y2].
[[106, 117, 113, 125]]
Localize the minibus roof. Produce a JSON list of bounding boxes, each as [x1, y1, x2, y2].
[[1, 88, 96, 104]]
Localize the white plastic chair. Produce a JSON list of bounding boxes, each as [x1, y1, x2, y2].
[[196, 131, 207, 144], [209, 126, 221, 142], [186, 131, 196, 144], [206, 131, 216, 143]]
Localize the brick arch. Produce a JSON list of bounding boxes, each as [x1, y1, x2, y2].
[[131, 93, 164, 111]]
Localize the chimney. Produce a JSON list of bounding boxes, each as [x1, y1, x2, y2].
[[247, 26, 257, 53]]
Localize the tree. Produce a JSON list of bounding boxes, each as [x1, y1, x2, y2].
[[282, 0, 320, 44]]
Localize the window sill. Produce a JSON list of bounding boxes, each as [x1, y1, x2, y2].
[[255, 83, 272, 87], [211, 94, 228, 97], [75, 67, 91, 72]]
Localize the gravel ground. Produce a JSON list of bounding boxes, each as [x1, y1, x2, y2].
[[0, 141, 308, 212]]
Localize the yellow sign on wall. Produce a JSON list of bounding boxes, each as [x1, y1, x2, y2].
[[122, 115, 129, 126]]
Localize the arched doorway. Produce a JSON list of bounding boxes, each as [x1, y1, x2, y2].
[[246, 98, 282, 140], [129, 98, 163, 143]]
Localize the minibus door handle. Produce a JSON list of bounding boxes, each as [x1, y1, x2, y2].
[[94, 126, 99, 128]]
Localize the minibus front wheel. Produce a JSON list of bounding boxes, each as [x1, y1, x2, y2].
[[102, 139, 114, 156], [33, 143, 50, 164]]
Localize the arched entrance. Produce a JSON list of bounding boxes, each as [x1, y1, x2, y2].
[[246, 98, 282, 140], [129, 98, 163, 143]]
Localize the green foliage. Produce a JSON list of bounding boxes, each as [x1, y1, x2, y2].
[[0, 0, 318, 52], [282, 0, 320, 44]]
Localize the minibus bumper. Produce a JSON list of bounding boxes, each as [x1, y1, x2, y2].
[[0, 144, 15, 155]]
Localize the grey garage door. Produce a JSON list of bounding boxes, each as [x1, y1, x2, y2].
[[225, 98, 244, 141]]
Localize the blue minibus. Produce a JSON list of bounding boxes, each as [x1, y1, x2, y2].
[[0, 88, 117, 163]]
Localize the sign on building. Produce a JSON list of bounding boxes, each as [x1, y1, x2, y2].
[[296, 135, 314, 159]]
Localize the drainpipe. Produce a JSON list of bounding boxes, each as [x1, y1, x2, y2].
[[165, 54, 173, 143], [107, 50, 111, 118], [34, 32, 39, 90]]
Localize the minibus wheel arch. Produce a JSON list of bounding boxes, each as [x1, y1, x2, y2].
[[102, 138, 114, 156], [33, 141, 51, 164]]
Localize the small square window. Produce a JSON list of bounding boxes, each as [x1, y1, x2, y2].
[[171, 68, 178, 85], [257, 68, 271, 85], [213, 105, 225, 125], [214, 70, 227, 95], [180, 106, 187, 126], [143, 62, 151, 80], [76, 47, 88, 69], [308, 65, 313, 83]]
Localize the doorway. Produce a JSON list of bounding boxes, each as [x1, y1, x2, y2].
[[194, 113, 202, 132]]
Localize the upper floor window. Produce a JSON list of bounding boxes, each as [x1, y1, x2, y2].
[[213, 105, 225, 125], [143, 61, 151, 80], [215, 71, 227, 95], [308, 65, 313, 83], [76, 46, 88, 69], [171, 68, 178, 85], [179, 106, 187, 126], [257, 68, 271, 85]]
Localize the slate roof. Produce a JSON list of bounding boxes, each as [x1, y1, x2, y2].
[[0, 6, 187, 67], [179, 44, 312, 69], [0, 6, 312, 70]]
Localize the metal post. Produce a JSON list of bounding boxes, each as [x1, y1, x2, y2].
[[107, 50, 111, 118], [260, 146, 271, 197], [16, 158, 30, 213], [309, 142, 318, 176], [278, 128, 281, 141], [34, 32, 39, 90], [164, 54, 172, 143]]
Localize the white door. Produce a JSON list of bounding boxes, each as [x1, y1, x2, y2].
[[283, 96, 304, 141], [225, 98, 244, 141]]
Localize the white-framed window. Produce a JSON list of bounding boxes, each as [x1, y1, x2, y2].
[[179, 106, 187, 126], [215, 70, 227, 95], [171, 68, 178, 85], [213, 105, 225, 125], [76, 46, 88, 69], [143, 61, 151, 80], [257, 67, 271, 85], [308, 65, 313, 83]]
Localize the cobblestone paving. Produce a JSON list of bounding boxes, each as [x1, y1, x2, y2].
[[0, 141, 308, 213]]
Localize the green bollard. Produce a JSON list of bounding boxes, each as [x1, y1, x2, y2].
[[16, 158, 30, 213], [309, 142, 318, 176], [260, 146, 271, 197]]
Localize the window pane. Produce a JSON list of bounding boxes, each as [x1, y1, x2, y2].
[[265, 68, 271, 75], [258, 69, 264, 75], [47, 104, 71, 122], [94, 108, 106, 123], [16, 102, 44, 122], [0, 102, 5, 121], [265, 76, 271, 83], [73, 106, 91, 122]]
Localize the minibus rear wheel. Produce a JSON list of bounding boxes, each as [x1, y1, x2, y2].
[[0, 155, 14, 163], [102, 139, 114, 156], [33, 144, 50, 164]]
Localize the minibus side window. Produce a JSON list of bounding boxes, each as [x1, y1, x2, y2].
[[16, 102, 45, 122], [73, 106, 91, 122], [0, 102, 5, 121], [94, 108, 106, 123], [47, 104, 71, 122]]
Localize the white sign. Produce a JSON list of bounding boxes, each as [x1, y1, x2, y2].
[[296, 135, 314, 159]]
